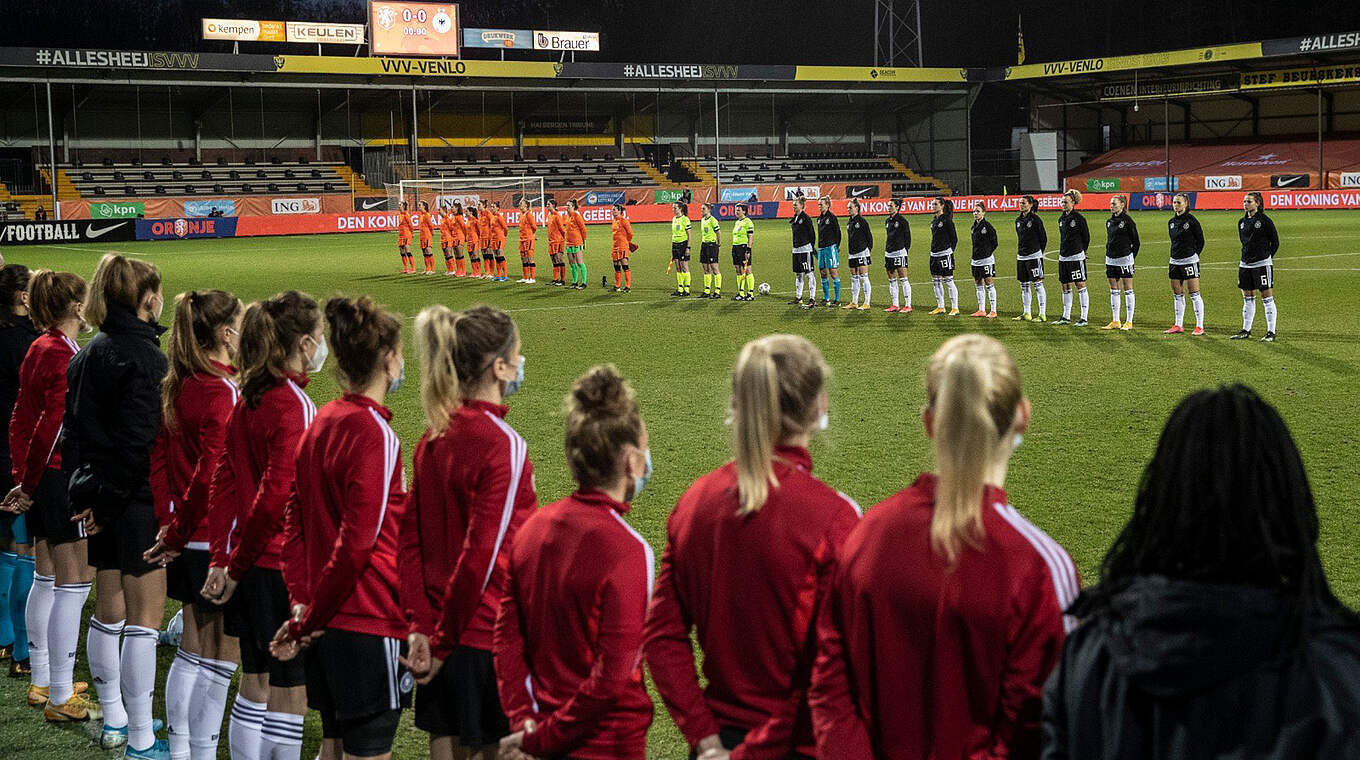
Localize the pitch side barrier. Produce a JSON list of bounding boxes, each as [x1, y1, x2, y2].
[[118, 190, 1360, 242]]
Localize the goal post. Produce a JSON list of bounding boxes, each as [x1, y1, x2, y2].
[[385, 176, 547, 226]]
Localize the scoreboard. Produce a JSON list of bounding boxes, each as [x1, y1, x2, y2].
[[369, 2, 460, 57]]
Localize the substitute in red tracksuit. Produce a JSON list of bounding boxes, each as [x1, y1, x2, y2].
[[399, 304, 536, 752], [494, 365, 654, 760], [142, 289, 243, 760], [645, 334, 858, 760], [5, 270, 89, 719], [274, 296, 408, 759], [200, 291, 323, 759], [810, 335, 1079, 760]]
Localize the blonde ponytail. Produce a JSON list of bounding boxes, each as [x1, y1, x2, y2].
[[415, 304, 517, 437], [415, 305, 462, 436], [925, 334, 1023, 564], [732, 334, 828, 515], [162, 290, 241, 430]]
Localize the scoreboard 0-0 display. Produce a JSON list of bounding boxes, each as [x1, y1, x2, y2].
[[369, 2, 460, 57]]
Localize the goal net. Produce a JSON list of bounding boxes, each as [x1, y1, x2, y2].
[[386, 176, 547, 223]]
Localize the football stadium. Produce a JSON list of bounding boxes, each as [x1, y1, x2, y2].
[[1, 2, 1360, 759]]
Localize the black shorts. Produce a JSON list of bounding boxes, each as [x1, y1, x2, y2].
[[699, 242, 720, 264], [167, 548, 217, 613], [884, 253, 907, 272], [307, 629, 411, 756], [1106, 263, 1136, 280], [1239, 264, 1273, 291], [1169, 262, 1200, 281], [971, 262, 996, 280], [671, 242, 691, 262], [415, 645, 509, 746], [226, 566, 306, 688], [1017, 258, 1045, 283], [1058, 260, 1088, 284], [792, 250, 814, 274], [731, 245, 752, 268], [87, 498, 159, 576], [848, 251, 871, 269], [928, 254, 955, 277], [34, 467, 82, 545]]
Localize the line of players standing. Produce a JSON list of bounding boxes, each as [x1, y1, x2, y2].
[[778, 190, 1281, 341]]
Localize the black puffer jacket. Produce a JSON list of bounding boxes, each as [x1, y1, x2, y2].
[[0, 312, 39, 486], [1042, 576, 1360, 759], [63, 304, 167, 527]]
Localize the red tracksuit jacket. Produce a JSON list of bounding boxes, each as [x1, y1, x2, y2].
[[283, 393, 406, 640], [644, 446, 861, 759], [208, 373, 315, 576], [494, 490, 654, 760], [809, 473, 1079, 760], [398, 400, 538, 656], [9, 329, 78, 494], [153, 362, 238, 550]]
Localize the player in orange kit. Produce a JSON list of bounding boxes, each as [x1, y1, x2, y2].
[[517, 198, 538, 284], [490, 200, 510, 281], [439, 200, 463, 276], [418, 201, 436, 274], [611, 203, 635, 292], [397, 200, 415, 273], [463, 203, 482, 277], [545, 198, 566, 286], [564, 198, 588, 289]]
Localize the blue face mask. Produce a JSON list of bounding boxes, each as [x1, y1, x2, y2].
[[503, 355, 525, 398], [629, 448, 653, 502], [388, 359, 405, 394]]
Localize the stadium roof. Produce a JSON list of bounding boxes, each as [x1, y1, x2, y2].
[[1, 29, 1358, 96]]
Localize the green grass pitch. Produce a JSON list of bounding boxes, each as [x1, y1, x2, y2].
[[1, 209, 1358, 759]]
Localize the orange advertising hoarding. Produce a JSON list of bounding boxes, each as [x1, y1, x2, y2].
[[369, 2, 460, 57]]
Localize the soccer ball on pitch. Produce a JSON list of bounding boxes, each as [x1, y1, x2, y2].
[[758, 282, 771, 295]]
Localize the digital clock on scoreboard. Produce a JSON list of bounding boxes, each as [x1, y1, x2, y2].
[[369, 2, 460, 57]]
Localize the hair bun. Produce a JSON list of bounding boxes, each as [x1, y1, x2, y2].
[[572, 365, 627, 416]]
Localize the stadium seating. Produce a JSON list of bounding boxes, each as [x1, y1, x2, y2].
[[411, 150, 658, 191], [688, 152, 945, 194], [60, 160, 352, 198]]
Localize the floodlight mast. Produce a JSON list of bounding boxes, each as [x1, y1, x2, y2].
[[873, 0, 924, 68]]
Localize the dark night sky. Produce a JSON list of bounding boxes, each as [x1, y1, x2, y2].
[[3, 1, 1359, 66]]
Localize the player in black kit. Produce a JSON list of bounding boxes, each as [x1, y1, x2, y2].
[[843, 198, 873, 310], [1232, 191, 1280, 342], [883, 199, 912, 313], [1053, 189, 1091, 326], [1164, 193, 1206, 335], [968, 202, 998, 317], [927, 199, 960, 315], [1013, 195, 1048, 322], [788, 197, 817, 308], [1103, 195, 1140, 331]]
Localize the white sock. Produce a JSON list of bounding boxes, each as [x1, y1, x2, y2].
[[1173, 293, 1186, 327], [931, 277, 944, 308], [900, 278, 912, 308], [24, 573, 53, 688], [888, 278, 899, 307], [1110, 290, 1122, 321], [805, 272, 817, 297], [946, 278, 958, 310], [860, 275, 871, 304], [1035, 283, 1047, 316], [1061, 290, 1073, 319], [850, 274, 861, 303], [229, 695, 267, 760], [987, 284, 998, 312], [1021, 283, 1032, 315], [121, 625, 159, 752], [47, 582, 91, 705], [976, 285, 986, 311], [260, 711, 306, 760], [1263, 296, 1277, 333], [167, 648, 201, 760], [1243, 295, 1256, 331], [1078, 288, 1090, 321], [189, 657, 236, 760], [88, 617, 128, 728], [793, 276, 803, 300], [1191, 291, 1204, 328], [1124, 290, 1136, 324]]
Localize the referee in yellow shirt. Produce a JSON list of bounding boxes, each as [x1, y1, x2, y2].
[[731, 204, 756, 301]]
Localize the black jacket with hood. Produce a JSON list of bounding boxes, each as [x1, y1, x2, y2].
[[63, 303, 167, 527], [1042, 575, 1360, 759]]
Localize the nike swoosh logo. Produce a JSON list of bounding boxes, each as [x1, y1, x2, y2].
[[849, 187, 873, 197], [85, 222, 127, 239], [361, 199, 386, 210], [1276, 176, 1304, 187]]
